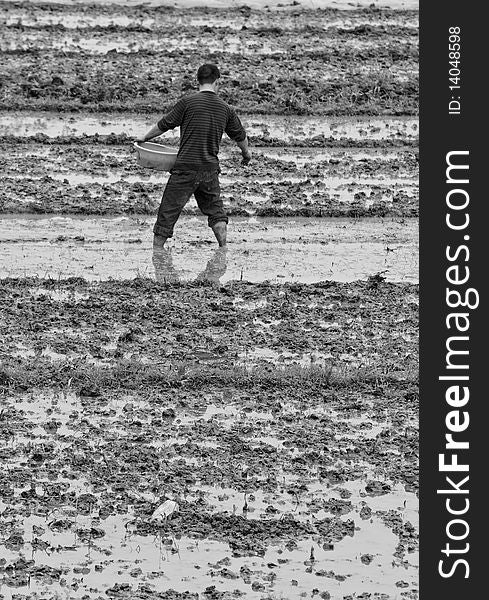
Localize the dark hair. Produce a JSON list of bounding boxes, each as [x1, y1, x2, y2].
[[197, 64, 221, 84]]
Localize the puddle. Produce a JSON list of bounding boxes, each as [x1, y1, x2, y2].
[[29, 288, 89, 302], [175, 404, 274, 430], [253, 317, 283, 331], [1, 27, 415, 57], [233, 297, 269, 310], [1, 34, 295, 56], [9, 14, 416, 30], [2, 0, 418, 8], [0, 473, 417, 598], [7, 172, 415, 188], [188, 485, 298, 516], [239, 347, 334, 367], [2, 13, 157, 29], [13, 172, 165, 186], [0, 516, 416, 600], [12, 391, 79, 420], [2, 3, 418, 31], [336, 421, 384, 441], [0, 112, 419, 143], [0, 0, 419, 10], [0, 215, 418, 283], [6, 391, 156, 437]]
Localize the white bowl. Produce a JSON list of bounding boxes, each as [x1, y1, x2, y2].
[[134, 141, 178, 172]]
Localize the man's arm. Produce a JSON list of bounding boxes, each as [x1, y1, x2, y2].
[[141, 124, 163, 143], [236, 136, 252, 165], [139, 98, 186, 142], [225, 109, 251, 165]]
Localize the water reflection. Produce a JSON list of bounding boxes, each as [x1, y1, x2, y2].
[[152, 248, 227, 284], [196, 248, 227, 284], [152, 248, 180, 283]]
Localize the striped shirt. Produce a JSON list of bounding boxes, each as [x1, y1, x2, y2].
[[157, 91, 247, 170]]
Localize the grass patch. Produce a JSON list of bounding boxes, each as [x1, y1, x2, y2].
[[0, 357, 417, 395]]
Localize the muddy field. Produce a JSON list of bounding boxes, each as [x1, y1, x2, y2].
[[0, 279, 418, 599], [0, 1, 419, 599], [1, 114, 418, 217], [1, 1, 418, 114], [1, 1, 419, 219]]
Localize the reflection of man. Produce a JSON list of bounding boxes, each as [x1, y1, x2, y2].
[[152, 249, 180, 284], [195, 248, 228, 284], [153, 248, 228, 285], [140, 63, 252, 249]]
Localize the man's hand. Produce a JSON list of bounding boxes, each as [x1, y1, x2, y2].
[[236, 136, 251, 166], [241, 150, 252, 166], [139, 124, 163, 145]]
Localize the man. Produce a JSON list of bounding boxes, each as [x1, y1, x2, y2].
[[140, 63, 252, 248]]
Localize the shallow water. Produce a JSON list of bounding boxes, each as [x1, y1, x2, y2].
[[1, 34, 291, 56], [3, 13, 418, 30], [0, 215, 418, 283], [0, 112, 419, 143], [0, 383, 418, 599], [1, 30, 414, 57], [0, 0, 419, 10], [0, 516, 417, 600], [4, 171, 417, 188]]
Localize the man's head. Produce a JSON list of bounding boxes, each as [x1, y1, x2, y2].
[[197, 64, 221, 88]]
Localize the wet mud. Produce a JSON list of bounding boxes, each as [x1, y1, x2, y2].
[[0, 162, 418, 218], [1, 2, 418, 115], [0, 277, 419, 599], [0, 113, 419, 143], [1, 114, 418, 217]]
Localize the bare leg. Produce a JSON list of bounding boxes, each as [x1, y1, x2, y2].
[[211, 221, 227, 247]]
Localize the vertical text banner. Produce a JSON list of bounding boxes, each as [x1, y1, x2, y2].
[[421, 0, 484, 597]]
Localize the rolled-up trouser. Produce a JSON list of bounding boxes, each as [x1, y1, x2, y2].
[[153, 168, 228, 238]]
